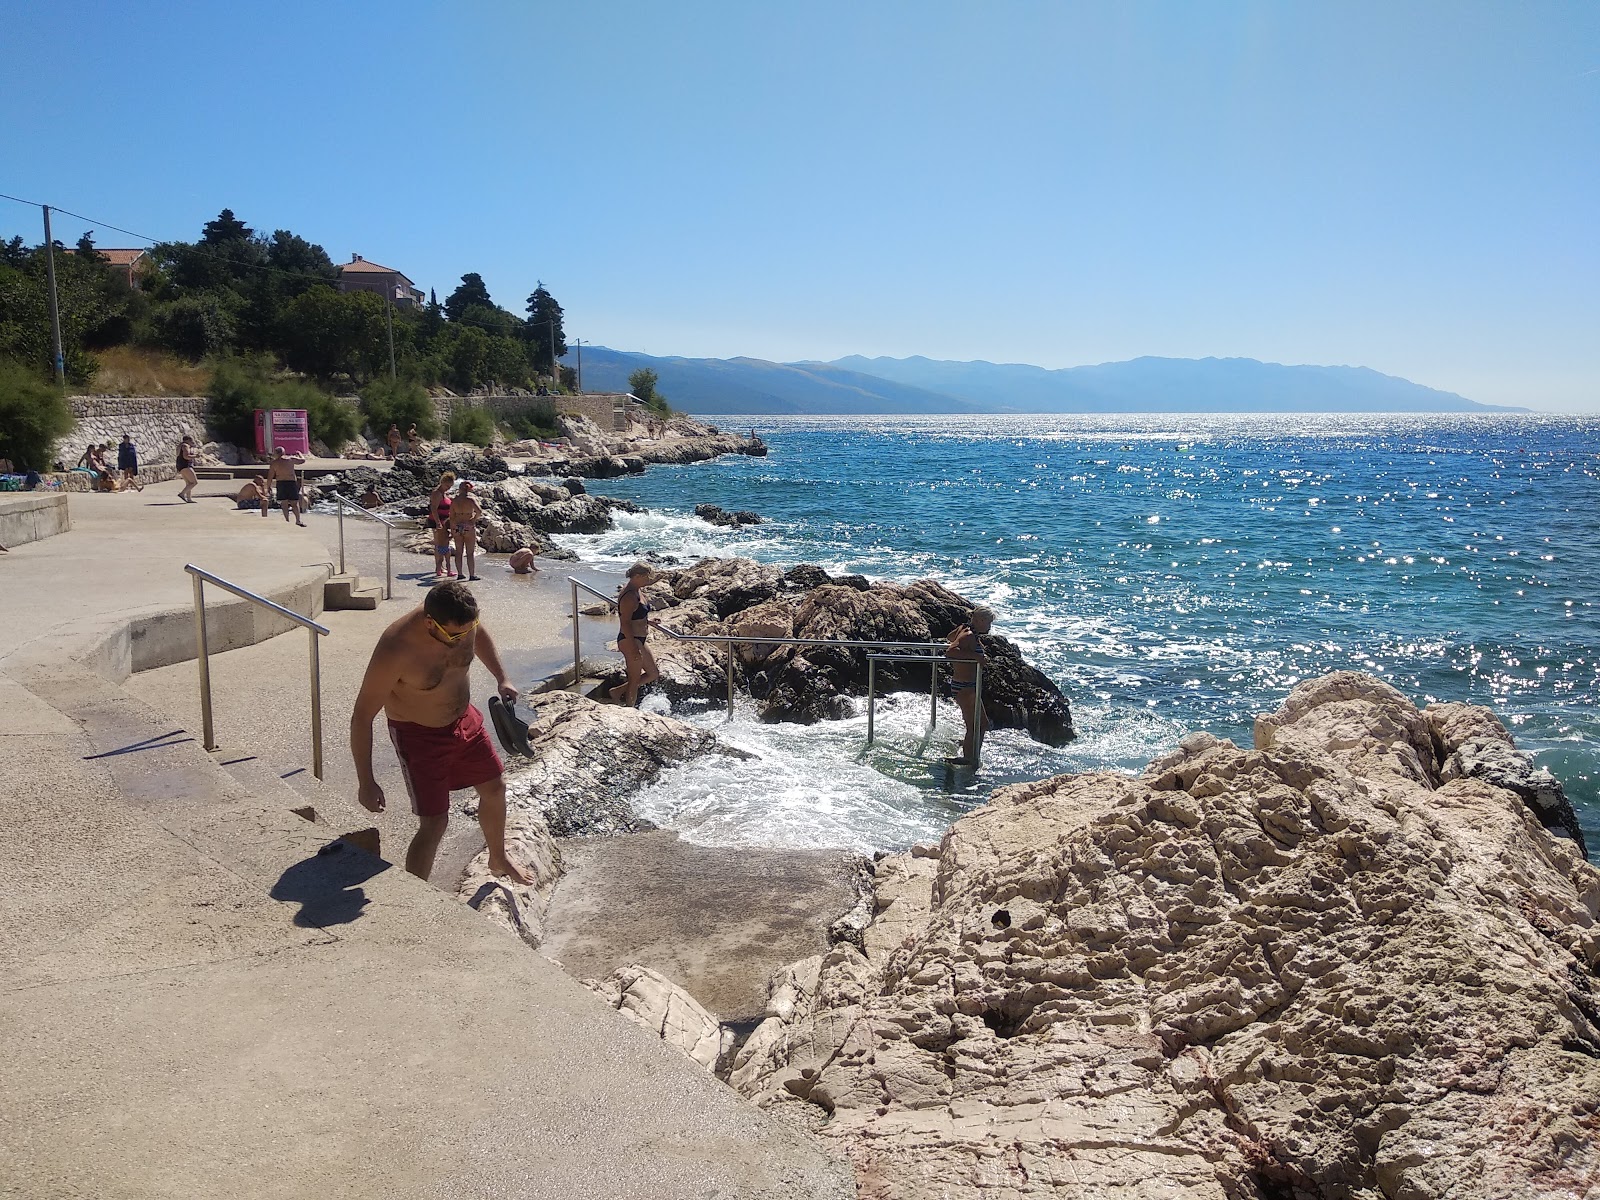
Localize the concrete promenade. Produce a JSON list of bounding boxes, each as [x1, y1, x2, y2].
[[0, 485, 852, 1199]]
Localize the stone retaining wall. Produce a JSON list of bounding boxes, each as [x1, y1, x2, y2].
[[436, 392, 630, 433], [63, 396, 210, 474]]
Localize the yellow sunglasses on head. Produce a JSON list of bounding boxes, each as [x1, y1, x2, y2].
[[428, 616, 477, 643]]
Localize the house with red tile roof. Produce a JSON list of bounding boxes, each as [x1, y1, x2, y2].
[[63, 247, 149, 289], [337, 254, 425, 307]]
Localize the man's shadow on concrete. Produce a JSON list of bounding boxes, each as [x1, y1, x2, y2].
[[270, 840, 392, 928]]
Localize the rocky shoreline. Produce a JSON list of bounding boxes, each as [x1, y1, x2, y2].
[[440, 668, 1596, 1199], [318, 411, 764, 560]]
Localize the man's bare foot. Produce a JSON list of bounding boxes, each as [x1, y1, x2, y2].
[[488, 855, 535, 885]]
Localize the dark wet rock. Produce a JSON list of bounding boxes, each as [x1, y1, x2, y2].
[[1426, 701, 1590, 860], [781, 564, 832, 592], [694, 503, 764, 527], [667, 557, 783, 620], [832, 574, 870, 592], [563, 476, 586, 495], [633, 558, 1073, 743]]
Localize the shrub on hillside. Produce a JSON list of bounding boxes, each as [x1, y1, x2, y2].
[[206, 357, 358, 449], [500, 399, 560, 442], [360, 377, 439, 441], [150, 293, 237, 361], [0, 358, 75, 471], [448, 406, 496, 447]]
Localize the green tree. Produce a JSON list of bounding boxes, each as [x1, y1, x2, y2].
[[150, 292, 237, 361], [628, 367, 671, 417], [75, 232, 106, 263], [202, 209, 253, 244], [523, 282, 567, 375], [277, 287, 388, 382], [443, 273, 493, 323], [438, 324, 490, 392], [0, 358, 75, 470], [0, 246, 110, 384], [360, 377, 439, 440]]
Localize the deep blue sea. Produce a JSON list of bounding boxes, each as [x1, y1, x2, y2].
[[555, 413, 1599, 856]]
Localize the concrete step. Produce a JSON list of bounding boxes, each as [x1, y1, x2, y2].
[[324, 572, 383, 610], [214, 752, 384, 858]]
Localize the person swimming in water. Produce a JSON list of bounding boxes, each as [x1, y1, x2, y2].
[[615, 562, 661, 707], [944, 606, 993, 766]]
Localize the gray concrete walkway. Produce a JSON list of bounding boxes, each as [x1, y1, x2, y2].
[[0, 489, 852, 1199]]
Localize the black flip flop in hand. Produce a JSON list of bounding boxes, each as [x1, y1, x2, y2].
[[488, 695, 535, 757]]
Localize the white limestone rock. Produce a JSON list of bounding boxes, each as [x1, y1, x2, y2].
[[586, 964, 735, 1072], [732, 672, 1600, 1199]]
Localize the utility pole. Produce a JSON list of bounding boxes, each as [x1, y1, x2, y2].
[[41, 206, 65, 386], [385, 289, 398, 380], [574, 339, 583, 393]]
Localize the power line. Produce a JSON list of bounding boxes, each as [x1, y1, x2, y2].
[[0, 190, 381, 290]]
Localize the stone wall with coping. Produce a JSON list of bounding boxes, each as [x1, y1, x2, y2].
[[62, 396, 210, 473], [434, 392, 630, 433]]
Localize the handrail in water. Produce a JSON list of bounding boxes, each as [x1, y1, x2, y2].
[[185, 564, 330, 779], [334, 495, 398, 599]]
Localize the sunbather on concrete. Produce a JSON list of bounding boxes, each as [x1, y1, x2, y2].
[[350, 581, 534, 885]]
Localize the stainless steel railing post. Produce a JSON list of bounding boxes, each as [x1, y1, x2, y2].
[[930, 658, 939, 729], [337, 502, 345, 574], [384, 524, 392, 599], [725, 641, 736, 717], [186, 564, 330, 775], [866, 656, 877, 746], [192, 573, 216, 752], [308, 626, 324, 780], [571, 578, 581, 691]]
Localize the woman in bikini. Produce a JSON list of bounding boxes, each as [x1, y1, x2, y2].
[[451, 479, 483, 581], [175, 436, 199, 503], [944, 606, 994, 766], [616, 562, 661, 707], [427, 471, 456, 579]]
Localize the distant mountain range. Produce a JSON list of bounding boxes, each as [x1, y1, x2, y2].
[[565, 347, 1521, 415]]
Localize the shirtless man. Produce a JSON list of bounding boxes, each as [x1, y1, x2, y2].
[[264, 447, 306, 525], [235, 473, 269, 513], [944, 606, 994, 766], [350, 581, 534, 884]]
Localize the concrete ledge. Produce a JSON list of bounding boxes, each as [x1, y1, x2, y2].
[[0, 492, 70, 546]]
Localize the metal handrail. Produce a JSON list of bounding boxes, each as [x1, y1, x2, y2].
[[185, 564, 331, 780], [569, 577, 620, 686], [335, 495, 397, 599], [865, 653, 983, 767]]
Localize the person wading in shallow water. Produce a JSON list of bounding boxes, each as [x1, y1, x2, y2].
[[944, 606, 993, 766], [350, 581, 534, 884], [615, 562, 661, 707]]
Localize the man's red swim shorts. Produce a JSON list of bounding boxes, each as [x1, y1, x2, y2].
[[386, 704, 503, 817]]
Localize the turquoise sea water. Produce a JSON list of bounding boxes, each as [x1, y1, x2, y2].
[[555, 413, 1599, 855]]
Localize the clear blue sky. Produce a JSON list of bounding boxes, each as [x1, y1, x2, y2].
[[3, 1, 1596, 409]]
